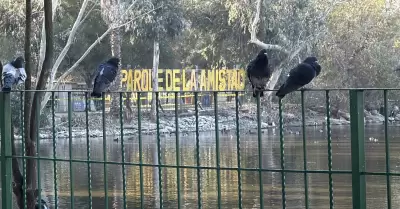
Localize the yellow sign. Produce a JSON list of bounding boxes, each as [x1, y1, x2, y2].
[[394, 40, 400, 48], [120, 69, 246, 91]]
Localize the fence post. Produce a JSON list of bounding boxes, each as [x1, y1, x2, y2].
[[1, 92, 13, 209], [349, 90, 366, 209]]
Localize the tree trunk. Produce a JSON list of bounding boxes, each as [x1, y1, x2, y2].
[[12, 0, 36, 208], [150, 37, 160, 121], [109, 27, 122, 117], [12, 0, 53, 208]]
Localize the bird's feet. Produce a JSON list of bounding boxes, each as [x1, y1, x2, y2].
[[252, 89, 264, 98]]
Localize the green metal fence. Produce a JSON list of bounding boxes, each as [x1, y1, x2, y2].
[[0, 89, 398, 209]]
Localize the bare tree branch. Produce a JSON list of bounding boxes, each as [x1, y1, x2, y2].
[[37, 0, 60, 79], [48, 0, 90, 86], [119, 6, 161, 28], [40, 5, 160, 111], [77, 1, 98, 28], [249, 0, 288, 53]]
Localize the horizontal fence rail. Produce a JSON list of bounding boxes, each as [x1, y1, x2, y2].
[[0, 89, 399, 209]]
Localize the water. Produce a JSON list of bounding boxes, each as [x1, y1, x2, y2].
[[6, 125, 400, 208]]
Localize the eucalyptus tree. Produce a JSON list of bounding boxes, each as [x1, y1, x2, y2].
[[127, 0, 184, 120]]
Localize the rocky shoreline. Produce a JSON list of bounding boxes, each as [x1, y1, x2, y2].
[[15, 105, 396, 140]]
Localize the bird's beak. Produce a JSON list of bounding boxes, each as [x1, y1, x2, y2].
[[264, 53, 268, 55]]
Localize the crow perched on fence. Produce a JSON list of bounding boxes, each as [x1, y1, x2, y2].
[[275, 56, 321, 99], [91, 57, 120, 98], [2, 56, 26, 92], [246, 49, 271, 97]]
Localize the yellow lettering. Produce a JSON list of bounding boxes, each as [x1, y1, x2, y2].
[[127, 70, 134, 91], [123, 68, 248, 92], [200, 71, 206, 90], [173, 70, 180, 91], [147, 69, 153, 91], [225, 70, 230, 90], [219, 70, 226, 90], [121, 69, 127, 85], [142, 70, 149, 91], [231, 70, 237, 90], [239, 69, 245, 90], [182, 70, 189, 91], [207, 69, 214, 90], [165, 70, 172, 91], [216, 69, 219, 90], [394, 40, 400, 48], [157, 69, 164, 91], [190, 70, 196, 90], [134, 70, 141, 91]]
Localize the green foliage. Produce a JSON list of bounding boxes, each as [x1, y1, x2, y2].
[[0, 0, 400, 110], [312, 0, 400, 108], [128, 0, 184, 41]]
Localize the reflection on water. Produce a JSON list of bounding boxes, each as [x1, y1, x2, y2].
[[4, 125, 400, 208]]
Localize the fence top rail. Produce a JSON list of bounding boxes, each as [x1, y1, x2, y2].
[[4, 88, 400, 93]]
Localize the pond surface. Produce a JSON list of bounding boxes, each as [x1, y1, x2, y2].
[[4, 125, 400, 209]]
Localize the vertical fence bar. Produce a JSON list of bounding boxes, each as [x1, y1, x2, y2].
[[194, 92, 202, 209], [235, 92, 243, 209], [256, 92, 264, 209], [36, 95, 42, 209], [52, 92, 59, 209], [85, 93, 93, 209], [119, 93, 128, 209], [278, 98, 287, 209], [102, 94, 108, 208], [300, 91, 309, 209], [137, 92, 144, 208], [349, 90, 366, 209], [20, 91, 27, 209], [0, 92, 13, 209], [155, 93, 163, 209], [326, 90, 334, 209], [384, 90, 391, 209], [214, 92, 222, 209], [174, 92, 181, 209], [68, 92, 74, 208]]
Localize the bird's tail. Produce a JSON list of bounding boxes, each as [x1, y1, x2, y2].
[[90, 92, 102, 98], [275, 85, 286, 99], [91, 84, 102, 98], [275, 83, 302, 99]]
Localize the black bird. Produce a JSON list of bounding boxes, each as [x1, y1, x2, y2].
[[2, 56, 26, 92], [91, 57, 120, 98], [275, 56, 321, 99], [246, 49, 271, 97]]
